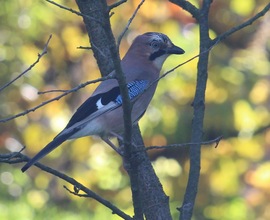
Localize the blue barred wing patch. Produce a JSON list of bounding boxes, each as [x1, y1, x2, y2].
[[115, 80, 149, 105]]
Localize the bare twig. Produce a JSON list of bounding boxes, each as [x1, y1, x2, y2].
[[38, 89, 70, 94], [146, 136, 222, 151], [63, 185, 89, 197], [117, 0, 146, 46], [212, 3, 270, 45], [77, 46, 92, 50], [108, 0, 127, 11], [169, 0, 200, 21], [1, 146, 26, 162], [7, 146, 26, 159], [0, 35, 52, 93], [45, 0, 103, 25], [0, 75, 114, 123]]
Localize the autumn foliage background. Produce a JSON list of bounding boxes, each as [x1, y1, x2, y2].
[[0, 0, 270, 219]]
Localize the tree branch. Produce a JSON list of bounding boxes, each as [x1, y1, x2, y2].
[[108, 0, 127, 11], [117, 0, 146, 47], [0, 152, 132, 220], [145, 136, 222, 151], [77, 46, 92, 50], [169, 0, 200, 21], [211, 3, 270, 45], [0, 75, 113, 123], [76, 1, 174, 219], [45, 0, 104, 24], [179, 1, 212, 219], [0, 35, 52, 93]]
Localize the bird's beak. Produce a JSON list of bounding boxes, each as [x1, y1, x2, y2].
[[166, 44, 185, 55]]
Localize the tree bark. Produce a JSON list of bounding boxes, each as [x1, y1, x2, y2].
[[75, 1, 172, 219]]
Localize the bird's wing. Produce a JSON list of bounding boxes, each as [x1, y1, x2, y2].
[[64, 87, 121, 129], [21, 79, 149, 172], [59, 79, 149, 135]]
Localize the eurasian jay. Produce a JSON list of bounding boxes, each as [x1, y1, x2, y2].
[[21, 32, 185, 172]]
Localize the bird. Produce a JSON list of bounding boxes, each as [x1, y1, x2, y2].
[[21, 32, 185, 172]]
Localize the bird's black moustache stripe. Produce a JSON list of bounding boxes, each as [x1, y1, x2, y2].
[[149, 49, 166, 61]]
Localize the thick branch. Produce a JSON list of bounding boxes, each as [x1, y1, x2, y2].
[[179, 1, 212, 219], [76, 1, 173, 219], [76, 0, 115, 75], [174, 1, 270, 220], [75, 0, 143, 218]]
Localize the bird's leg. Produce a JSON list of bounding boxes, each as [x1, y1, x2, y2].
[[110, 131, 124, 141], [109, 132, 139, 173], [109, 132, 126, 154], [109, 132, 138, 150], [101, 137, 124, 156]]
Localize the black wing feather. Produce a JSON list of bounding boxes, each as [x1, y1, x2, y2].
[[65, 87, 120, 129]]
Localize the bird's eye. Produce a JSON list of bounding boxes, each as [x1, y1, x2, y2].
[[150, 40, 161, 50]]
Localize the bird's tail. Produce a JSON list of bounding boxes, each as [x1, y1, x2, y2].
[[21, 133, 70, 172]]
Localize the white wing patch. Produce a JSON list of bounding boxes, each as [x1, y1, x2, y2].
[[96, 98, 104, 109]]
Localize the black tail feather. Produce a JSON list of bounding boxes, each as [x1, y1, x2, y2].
[[21, 133, 70, 172]]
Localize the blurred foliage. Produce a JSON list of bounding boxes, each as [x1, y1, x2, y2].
[[0, 0, 270, 219]]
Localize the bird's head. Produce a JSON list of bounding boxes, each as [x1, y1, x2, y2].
[[125, 32, 185, 70]]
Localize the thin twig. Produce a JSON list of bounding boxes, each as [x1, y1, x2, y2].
[[77, 46, 92, 50], [45, 0, 103, 25], [145, 136, 223, 151], [169, 0, 200, 21], [38, 89, 69, 94], [117, 0, 146, 47], [63, 185, 89, 197], [108, 0, 127, 11], [8, 146, 26, 159], [211, 3, 270, 45], [0, 35, 52, 93], [1, 146, 26, 162], [0, 75, 114, 123]]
